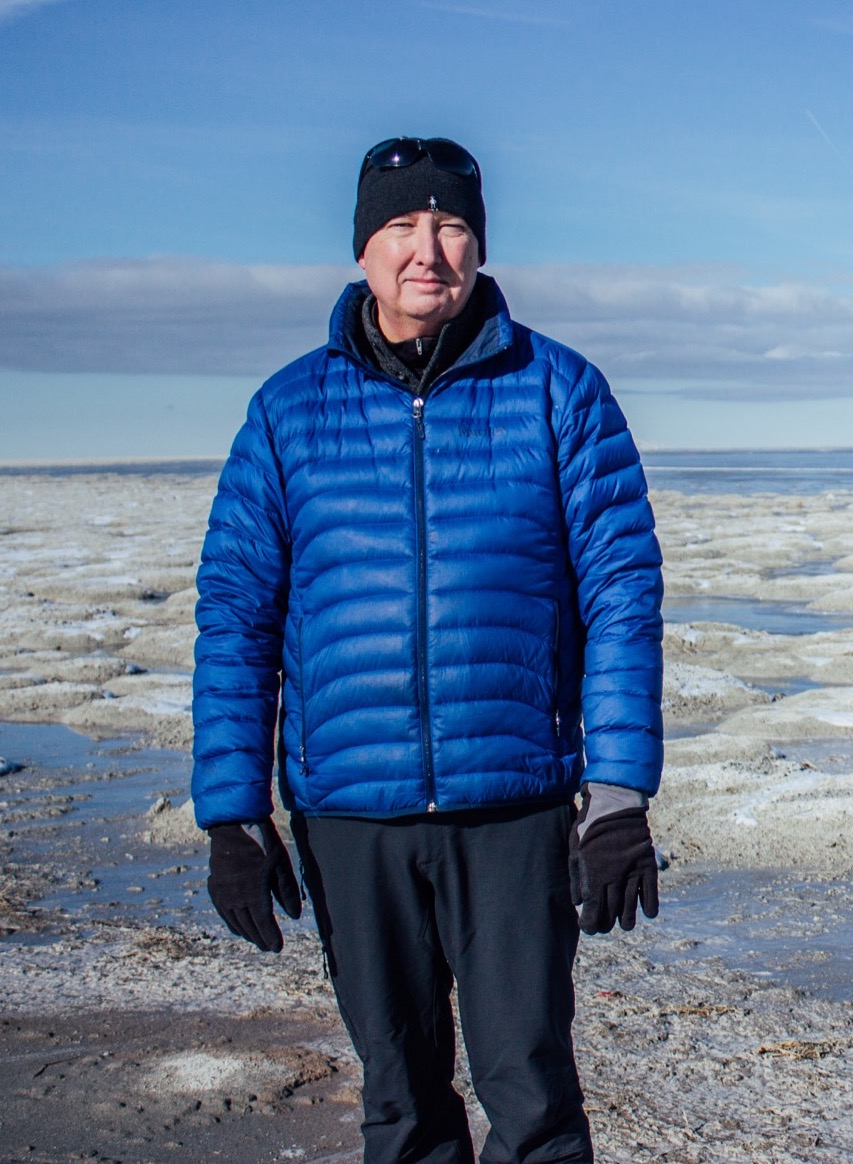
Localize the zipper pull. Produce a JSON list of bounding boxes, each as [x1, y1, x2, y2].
[[416, 337, 423, 357], [413, 396, 425, 439]]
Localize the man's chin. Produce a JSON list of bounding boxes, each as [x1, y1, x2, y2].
[[402, 292, 462, 326]]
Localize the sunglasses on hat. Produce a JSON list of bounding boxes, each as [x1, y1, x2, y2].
[[358, 137, 481, 188]]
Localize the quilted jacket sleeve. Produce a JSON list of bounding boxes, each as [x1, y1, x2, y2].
[[191, 389, 291, 829], [558, 358, 664, 796]]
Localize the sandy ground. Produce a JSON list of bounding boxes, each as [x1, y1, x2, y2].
[[1, 468, 853, 1163]]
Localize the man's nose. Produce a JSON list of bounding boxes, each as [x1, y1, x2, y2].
[[413, 221, 442, 264]]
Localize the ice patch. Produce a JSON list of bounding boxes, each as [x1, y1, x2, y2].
[[817, 711, 853, 728]]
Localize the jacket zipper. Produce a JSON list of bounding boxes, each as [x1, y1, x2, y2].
[[412, 396, 437, 811], [297, 617, 309, 774]]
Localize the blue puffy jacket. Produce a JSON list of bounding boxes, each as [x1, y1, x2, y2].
[[192, 276, 663, 828]]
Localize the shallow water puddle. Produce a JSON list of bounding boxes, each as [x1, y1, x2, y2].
[[0, 720, 313, 941], [764, 559, 839, 579], [0, 720, 208, 930], [655, 867, 853, 1003], [3, 720, 851, 1002], [664, 595, 853, 635], [774, 736, 853, 769]]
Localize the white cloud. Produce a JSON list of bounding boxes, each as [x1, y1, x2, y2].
[[417, 1, 575, 27], [0, 257, 357, 377], [809, 15, 853, 36], [493, 263, 853, 397], [0, 0, 67, 23], [2, 257, 852, 400]]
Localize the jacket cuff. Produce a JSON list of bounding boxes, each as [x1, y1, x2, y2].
[[577, 780, 649, 839]]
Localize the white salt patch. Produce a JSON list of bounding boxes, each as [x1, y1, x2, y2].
[[145, 696, 192, 715], [152, 1051, 248, 1092], [666, 661, 751, 699]]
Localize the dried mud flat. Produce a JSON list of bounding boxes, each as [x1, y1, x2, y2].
[[1, 468, 853, 1163]]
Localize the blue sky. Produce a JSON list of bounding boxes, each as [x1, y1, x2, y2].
[[2, 0, 853, 459]]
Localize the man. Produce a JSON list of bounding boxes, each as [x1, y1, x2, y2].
[[192, 136, 664, 1164]]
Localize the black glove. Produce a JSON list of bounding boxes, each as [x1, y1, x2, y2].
[[207, 818, 302, 952], [569, 793, 659, 936]]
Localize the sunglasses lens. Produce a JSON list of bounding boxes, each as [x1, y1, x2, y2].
[[366, 138, 423, 171], [423, 139, 478, 179]]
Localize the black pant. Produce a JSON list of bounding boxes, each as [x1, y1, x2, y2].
[[291, 803, 593, 1164]]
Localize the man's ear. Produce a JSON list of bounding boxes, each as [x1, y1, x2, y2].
[[358, 254, 367, 271]]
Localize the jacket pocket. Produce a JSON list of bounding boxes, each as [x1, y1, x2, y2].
[[552, 600, 562, 738], [297, 617, 309, 774]]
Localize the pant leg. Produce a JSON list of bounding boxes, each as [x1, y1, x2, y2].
[[291, 812, 475, 1164], [430, 804, 594, 1164]]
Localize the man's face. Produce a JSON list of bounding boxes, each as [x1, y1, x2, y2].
[[358, 210, 480, 343]]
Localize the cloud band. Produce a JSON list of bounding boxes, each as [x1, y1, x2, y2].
[[2, 257, 852, 399]]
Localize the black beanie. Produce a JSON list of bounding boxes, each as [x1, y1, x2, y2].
[[353, 147, 486, 264]]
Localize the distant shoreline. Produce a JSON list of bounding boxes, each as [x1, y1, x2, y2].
[[7, 448, 853, 495], [0, 456, 225, 477], [3, 447, 853, 471]]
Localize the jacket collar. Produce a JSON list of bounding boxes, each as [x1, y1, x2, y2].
[[327, 273, 515, 381]]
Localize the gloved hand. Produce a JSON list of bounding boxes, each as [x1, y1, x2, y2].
[[207, 818, 302, 952], [569, 786, 659, 935]]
